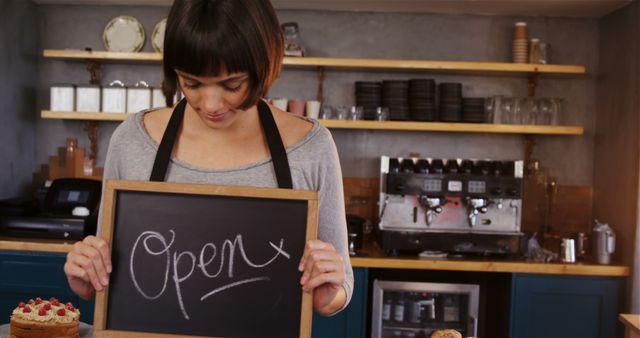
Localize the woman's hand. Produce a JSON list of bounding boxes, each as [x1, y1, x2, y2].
[[63, 235, 112, 300], [298, 239, 347, 315]]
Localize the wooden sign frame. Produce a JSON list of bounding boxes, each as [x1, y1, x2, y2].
[[93, 179, 319, 338]]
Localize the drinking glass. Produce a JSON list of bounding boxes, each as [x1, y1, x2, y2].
[[549, 98, 565, 125], [501, 97, 515, 124], [518, 97, 538, 125], [334, 106, 349, 120], [349, 106, 364, 120], [375, 107, 390, 121], [319, 105, 334, 120], [537, 98, 553, 125]]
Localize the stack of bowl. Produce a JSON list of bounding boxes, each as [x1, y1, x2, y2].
[[409, 79, 437, 121], [355, 81, 382, 120], [438, 83, 463, 122], [382, 80, 410, 121]]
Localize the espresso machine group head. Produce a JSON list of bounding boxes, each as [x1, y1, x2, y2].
[[378, 156, 526, 256]]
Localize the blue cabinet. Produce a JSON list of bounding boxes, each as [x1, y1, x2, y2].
[[510, 274, 622, 338], [0, 250, 94, 325], [312, 267, 368, 338]]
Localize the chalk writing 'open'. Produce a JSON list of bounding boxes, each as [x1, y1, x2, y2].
[[129, 230, 290, 320]]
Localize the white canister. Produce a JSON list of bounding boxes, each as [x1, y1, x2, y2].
[[102, 80, 126, 113], [50, 85, 75, 112], [152, 88, 166, 109], [127, 81, 152, 113], [76, 85, 101, 112]]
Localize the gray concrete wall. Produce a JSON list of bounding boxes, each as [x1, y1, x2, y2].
[[36, 5, 599, 185], [0, 0, 38, 199]]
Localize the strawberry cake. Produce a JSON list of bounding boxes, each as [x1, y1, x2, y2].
[[10, 297, 80, 338]]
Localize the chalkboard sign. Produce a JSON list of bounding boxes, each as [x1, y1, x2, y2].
[[93, 180, 318, 338]]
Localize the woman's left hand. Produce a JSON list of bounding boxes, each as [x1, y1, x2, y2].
[[298, 239, 347, 315]]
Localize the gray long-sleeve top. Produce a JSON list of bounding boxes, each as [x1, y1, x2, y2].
[[101, 111, 354, 311]]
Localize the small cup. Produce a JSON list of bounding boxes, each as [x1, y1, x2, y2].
[[288, 99, 306, 116], [271, 98, 288, 111], [305, 100, 321, 119], [348, 106, 364, 120], [375, 107, 389, 121], [320, 105, 333, 119], [334, 106, 349, 120]]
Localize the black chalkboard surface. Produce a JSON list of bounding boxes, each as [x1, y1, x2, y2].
[[93, 180, 318, 338]]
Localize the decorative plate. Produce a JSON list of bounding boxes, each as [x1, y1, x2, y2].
[[102, 16, 145, 52], [151, 18, 167, 53]]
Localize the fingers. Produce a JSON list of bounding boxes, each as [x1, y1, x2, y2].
[[65, 236, 111, 292], [298, 240, 345, 292]]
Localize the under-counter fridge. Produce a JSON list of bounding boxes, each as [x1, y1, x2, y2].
[[371, 280, 479, 338]]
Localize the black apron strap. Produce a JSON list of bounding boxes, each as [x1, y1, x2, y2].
[[150, 99, 187, 182], [257, 100, 293, 189], [149, 99, 293, 189]]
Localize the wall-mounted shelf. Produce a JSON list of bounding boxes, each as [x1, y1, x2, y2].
[[43, 49, 585, 76], [41, 111, 584, 136]]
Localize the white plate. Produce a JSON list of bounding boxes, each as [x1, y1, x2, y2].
[[151, 18, 167, 53], [103, 16, 145, 52]]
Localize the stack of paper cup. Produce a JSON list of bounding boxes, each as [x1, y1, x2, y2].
[[513, 22, 529, 64]]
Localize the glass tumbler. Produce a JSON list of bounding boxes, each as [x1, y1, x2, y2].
[[375, 107, 390, 121], [501, 97, 515, 124], [349, 106, 364, 120], [334, 106, 349, 120], [319, 105, 334, 120]]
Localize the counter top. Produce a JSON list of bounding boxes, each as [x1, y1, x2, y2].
[[350, 243, 630, 277], [0, 236, 76, 253], [0, 237, 630, 277], [620, 314, 640, 336]]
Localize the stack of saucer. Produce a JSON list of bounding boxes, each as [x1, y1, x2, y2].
[[462, 98, 486, 123], [438, 82, 462, 122], [408, 79, 437, 121], [355, 81, 382, 120], [382, 80, 410, 121], [513, 22, 528, 63]]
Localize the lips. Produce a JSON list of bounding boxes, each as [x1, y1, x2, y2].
[[204, 111, 229, 122]]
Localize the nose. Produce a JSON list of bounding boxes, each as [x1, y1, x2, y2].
[[200, 88, 226, 113]]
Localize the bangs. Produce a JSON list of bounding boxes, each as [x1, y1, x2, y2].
[[165, 4, 254, 78]]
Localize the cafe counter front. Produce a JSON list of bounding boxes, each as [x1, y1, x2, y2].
[[0, 237, 630, 338]]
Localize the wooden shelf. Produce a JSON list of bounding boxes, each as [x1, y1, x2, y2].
[[351, 243, 630, 277], [321, 119, 584, 135], [42, 110, 130, 121], [42, 111, 583, 135], [43, 49, 585, 75]]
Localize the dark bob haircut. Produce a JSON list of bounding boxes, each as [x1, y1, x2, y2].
[[162, 0, 284, 109]]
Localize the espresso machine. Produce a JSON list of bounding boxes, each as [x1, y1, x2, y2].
[[377, 156, 526, 257]]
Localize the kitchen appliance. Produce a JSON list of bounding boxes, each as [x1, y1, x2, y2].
[[377, 156, 526, 256], [593, 220, 616, 264], [0, 178, 101, 240], [371, 280, 479, 338]]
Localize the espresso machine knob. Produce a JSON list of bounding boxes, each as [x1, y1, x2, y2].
[[474, 160, 491, 175], [444, 159, 460, 173], [430, 159, 445, 174], [389, 158, 401, 173], [416, 159, 430, 174], [460, 160, 474, 174], [401, 158, 415, 173]]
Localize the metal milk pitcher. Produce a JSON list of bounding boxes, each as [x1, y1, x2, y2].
[[592, 220, 616, 264]]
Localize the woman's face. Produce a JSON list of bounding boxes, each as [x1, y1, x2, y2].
[[175, 69, 251, 129]]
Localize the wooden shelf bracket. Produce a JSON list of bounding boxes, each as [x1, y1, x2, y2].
[[317, 66, 325, 103], [83, 121, 99, 161], [528, 73, 539, 97]]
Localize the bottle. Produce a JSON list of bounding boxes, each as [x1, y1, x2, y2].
[[529, 38, 541, 64], [382, 293, 393, 322], [394, 293, 405, 323], [408, 292, 422, 324], [65, 138, 77, 177]]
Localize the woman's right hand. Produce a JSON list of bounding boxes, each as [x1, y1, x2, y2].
[[63, 235, 112, 300]]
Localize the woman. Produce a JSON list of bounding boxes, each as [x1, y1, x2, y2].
[[63, 0, 353, 316]]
